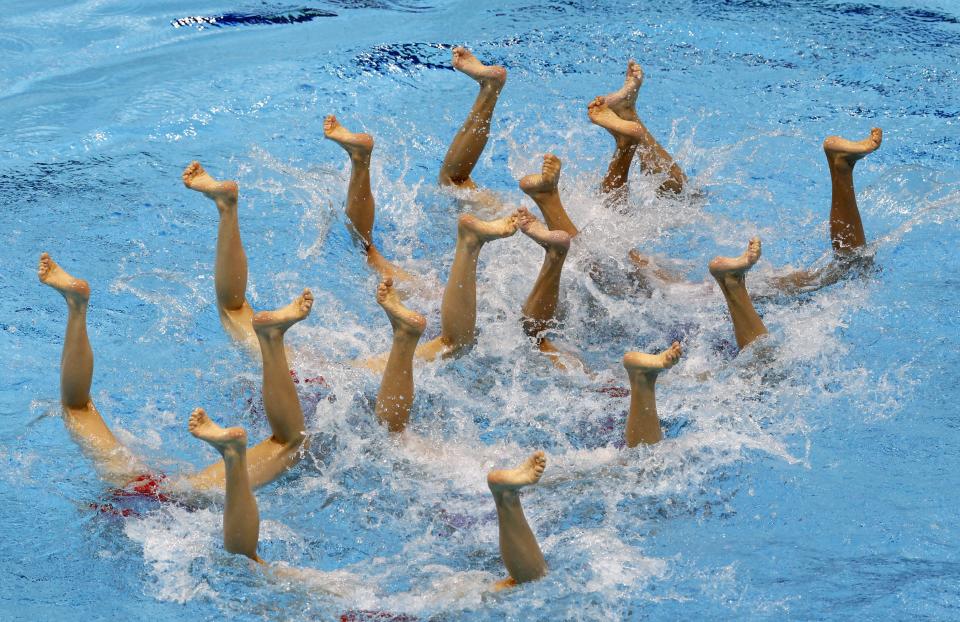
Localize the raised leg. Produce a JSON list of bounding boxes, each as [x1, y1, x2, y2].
[[824, 128, 882, 255], [488, 451, 549, 590], [710, 238, 768, 350], [188, 291, 312, 491], [438, 47, 507, 189], [622, 342, 681, 447], [519, 154, 578, 237], [516, 208, 582, 370], [588, 90, 685, 195], [182, 162, 256, 348], [436, 212, 519, 351], [374, 279, 426, 432], [38, 253, 140, 486], [598, 60, 643, 195], [769, 128, 882, 294], [189, 408, 263, 563], [518, 208, 571, 334], [324, 116, 410, 280]]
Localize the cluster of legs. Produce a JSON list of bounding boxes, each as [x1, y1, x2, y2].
[[618, 126, 883, 446], [189, 402, 550, 588], [41, 45, 884, 594], [38, 249, 311, 494]]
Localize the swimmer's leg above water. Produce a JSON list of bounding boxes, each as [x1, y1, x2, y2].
[[38, 253, 143, 487], [710, 237, 768, 350], [362, 211, 518, 371], [189, 409, 263, 563], [40, 253, 311, 493], [519, 153, 578, 237], [516, 207, 578, 370], [324, 115, 412, 281], [438, 47, 506, 197], [596, 60, 643, 197], [374, 278, 426, 432], [488, 451, 549, 591], [182, 162, 257, 351], [588, 62, 686, 196], [189, 291, 314, 491], [772, 128, 883, 293], [622, 342, 682, 446]]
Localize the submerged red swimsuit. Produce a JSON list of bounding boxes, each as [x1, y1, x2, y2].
[[90, 473, 172, 518]]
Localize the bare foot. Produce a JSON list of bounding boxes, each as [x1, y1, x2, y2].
[[623, 341, 682, 377], [182, 161, 238, 207], [188, 408, 247, 455], [488, 450, 547, 493], [517, 207, 570, 254], [452, 46, 506, 88], [38, 253, 89, 306], [457, 211, 519, 246], [823, 128, 882, 167], [604, 60, 644, 121], [323, 115, 374, 159], [588, 96, 638, 142], [252, 288, 314, 334], [519, 153, 562, 198], [709, 237, 762, 283], [377, 278, 426, 336]]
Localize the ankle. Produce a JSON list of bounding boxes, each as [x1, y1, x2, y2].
[[350, 153, 371, 167]]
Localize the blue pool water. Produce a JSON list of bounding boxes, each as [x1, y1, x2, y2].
[[2, 1, 959, 619]]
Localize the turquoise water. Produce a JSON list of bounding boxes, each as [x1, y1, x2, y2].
[[2, 0, 959, 620]]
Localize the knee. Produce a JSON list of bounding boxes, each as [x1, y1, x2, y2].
[[273, 431, 309, 456]]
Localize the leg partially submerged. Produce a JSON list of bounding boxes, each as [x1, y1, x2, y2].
[[324, 115, 410, 280], [183, 162, 256, 349], [825, 128, 882, 255], [488, 451, 549, 590], [710, 238, 767, 350], [517, 208, 578, 369], [374, 278, 426, 432], [771, 128, 882, 293], [189, 408, 263, 563], [438, 47, 507, 190], [598, 60, 644, 196], [39, 253, 141, 486], [519, 154, 578, 237], [190, 290, 313, 491], [623, 342, 682, 447], [416, 212, 520, 360], [588, 78, 685, 196]]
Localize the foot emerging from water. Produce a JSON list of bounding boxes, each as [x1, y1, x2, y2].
[[519, 153, 562, 198], [588, 96, 637, 142], [452, 46, 506, 89], [377, 278, 426, 337], [252, 289, 314, 335], [457, 212, 519, 247], [823, 127, 882, 168], [488, 450, 547, 493], [324, 115, 374, 160], [518, 208, 570, 255], [709, 237, 762, 286], [188, 408, 247, 456], [604, 60, 643, 121], [38, 253, 90, 306], [182, 162, 238, 208], [623, 341, 682, 379]]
